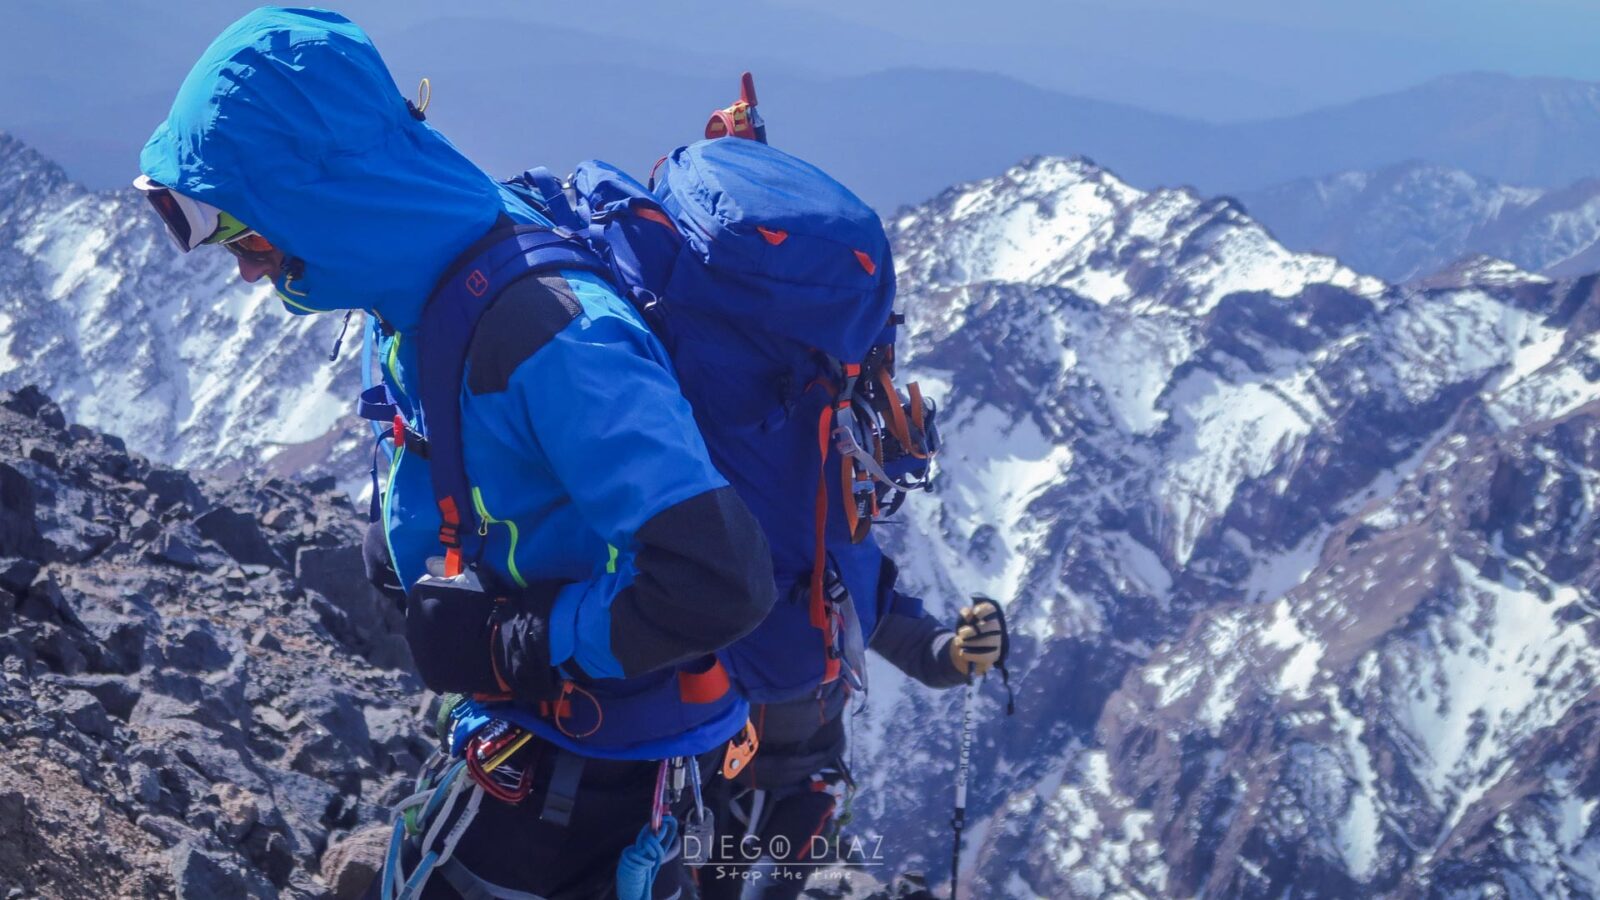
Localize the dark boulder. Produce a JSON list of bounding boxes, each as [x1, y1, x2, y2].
[[0, 463, 39, 556], [145, 468, 205, 514], [195, 506, 283, 569], [147, 524, 217, 571], [170, 843, 275, 900]]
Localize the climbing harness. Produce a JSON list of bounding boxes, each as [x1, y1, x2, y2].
[[381, 700, 547, 899], [387, 698, 736, 899]]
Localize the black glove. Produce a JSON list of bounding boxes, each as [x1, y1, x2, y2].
[[491, 588, 563, 700], [404, 566, 562, 701]]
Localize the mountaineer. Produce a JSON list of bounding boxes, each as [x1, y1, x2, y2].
[[135, 8, 775, 898]]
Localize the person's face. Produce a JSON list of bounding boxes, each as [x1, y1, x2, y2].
[[232, 246, 286, 283], [218, 229, 287, 284]]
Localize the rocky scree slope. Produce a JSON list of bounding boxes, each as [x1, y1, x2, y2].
[[0, 385, 430, 899], [852, 156, 1600, 897]]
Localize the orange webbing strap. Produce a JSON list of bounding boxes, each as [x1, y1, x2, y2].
[[537, 696, 574, 719], [634, 207, 677, 232], [437, 496, 465, 576], [834, 363, 865, 545], [839, 450, 860, 540], [678, 659, 731, 704], [851, 468, 875, 543], [549, 681, 602, 739], [812, 403, 841, 684], [908, 380, 928, 451], [877, 367, 917, 453], [810, 404, 834, 631], [488, 613, 514, 696]]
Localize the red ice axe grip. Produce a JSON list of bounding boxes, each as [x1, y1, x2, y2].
[[704, 71, 767, 143]]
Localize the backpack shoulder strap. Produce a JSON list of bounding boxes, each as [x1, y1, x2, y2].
[[415, 222, 611, 576], [505, 167, 585, 233]]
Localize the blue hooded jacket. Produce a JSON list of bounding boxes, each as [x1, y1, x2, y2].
[[140, 8, 775, 760]]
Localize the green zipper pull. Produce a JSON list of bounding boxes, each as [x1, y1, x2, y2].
[[478, 517, 489, 537]]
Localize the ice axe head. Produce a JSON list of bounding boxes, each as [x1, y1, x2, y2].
[[704, 71, 767, 143]]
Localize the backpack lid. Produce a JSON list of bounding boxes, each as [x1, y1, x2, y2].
[[657, 138, 894, 362]]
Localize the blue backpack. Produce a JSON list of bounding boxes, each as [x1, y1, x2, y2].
[[384, 136, 940, 705], [528, 137, 940, 700]]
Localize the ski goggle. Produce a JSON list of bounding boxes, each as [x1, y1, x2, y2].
[[219, 228, 281, 266], [134, 175, 223, 251], [133, 175, 269, 256]]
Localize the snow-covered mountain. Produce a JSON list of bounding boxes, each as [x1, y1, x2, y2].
[[859, 156, 1600, 896], [4, 133, 1598, 897], [1241, 162, 1600, 282], [0, 132, 364, 483]]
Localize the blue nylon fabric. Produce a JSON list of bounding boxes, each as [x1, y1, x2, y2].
[[461, 271, 730, 679], [565, 147, 901, 703], [413, 225, 614, 579], [655, 139, 895, 361], [137, 7, 505, 331], [377, 267, 746, 758]]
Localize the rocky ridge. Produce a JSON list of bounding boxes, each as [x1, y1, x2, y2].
[[0, 131, 365, 484], [0, 385, 427, 898]]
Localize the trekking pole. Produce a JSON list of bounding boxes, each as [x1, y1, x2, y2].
[[950, 659, 975, 900], [948, 594, 1015, 900]]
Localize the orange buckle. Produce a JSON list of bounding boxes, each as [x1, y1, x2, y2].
[[722, 719, 760, 779], [538, 698, 574, 719]]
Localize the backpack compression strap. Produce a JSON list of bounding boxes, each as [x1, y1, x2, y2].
[[808, 362, 870, 687], [415, 224, 611, 576]]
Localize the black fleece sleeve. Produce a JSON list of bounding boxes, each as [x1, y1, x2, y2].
[[420, 486, 774, 697], [869, 602, 969, 689], [607, 485, 776, 678]]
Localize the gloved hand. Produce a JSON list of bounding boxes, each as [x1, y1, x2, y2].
[[404, 563, 562, 701], [947, 601, 1005, 677]]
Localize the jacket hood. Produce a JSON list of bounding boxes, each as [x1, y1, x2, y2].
[[139, 7, 504, 330]]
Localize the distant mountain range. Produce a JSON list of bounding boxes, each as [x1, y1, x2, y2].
[[0, 133, 360, 482], [8, 0, 1600, 215], [5, 131, 1600, 896], [775, 71, 1600, 210], [1240, 161, 1600, 282]]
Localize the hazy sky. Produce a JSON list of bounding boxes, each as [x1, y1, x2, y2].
[[5, 0, 1597, 189], [760, 0, 1600, 118], [12, 0, 1600, 121]]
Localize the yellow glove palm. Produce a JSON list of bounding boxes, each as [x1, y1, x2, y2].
[[948, 601, 1004, 676]]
